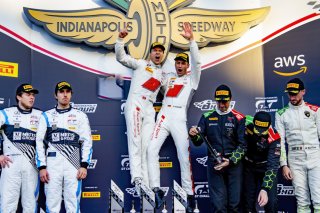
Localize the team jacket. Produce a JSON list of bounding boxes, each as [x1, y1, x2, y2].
[[0, 106, 42, 168], [245, 115, 280, 191], [192, 107, 246, 164], [36, 107, 93, 170], [115, 38, 165, 103], [275, 101, 320, 167]]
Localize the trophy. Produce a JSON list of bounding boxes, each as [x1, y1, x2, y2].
[[140, 183, 156, 213], [109, 180, 124, 213], [172, 180, 187, 213], [196, 127, 222, 164]]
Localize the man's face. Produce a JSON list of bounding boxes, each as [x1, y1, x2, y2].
[[175, 60, 189, 77], [55, 89, 72, 107], [149, 47, 164, 65], [17, 92, 35, 110], [217, 100, 230, 112], [288, 90, 305, 106]]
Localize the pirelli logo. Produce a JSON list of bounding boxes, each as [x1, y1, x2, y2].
[[23, 85, 33, 90], [145, 66, 153, 73], [254, 120, 269, 127], [216, 90, 229, 96], [209, 117, 218, 120], [57, 81, 71, 89], [82, 191, 101, 198], [160, 162, 172, 168], [286, 83, 299, 89], [0, 61, 18, 78], [91, 134, 101, 141]]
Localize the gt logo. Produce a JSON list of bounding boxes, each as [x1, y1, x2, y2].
[[195, 184, 209, 195], [255, 97, 278, 112]]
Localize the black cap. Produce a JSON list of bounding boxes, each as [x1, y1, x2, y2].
[[16, 83, 39, 95], [253, 111, 271, 135], [174, 52, 189, 63], [284, 78, 304, 94], [150, 42, 165, 52], [215, 84, 232, 101], [55, 81, 72, 94]]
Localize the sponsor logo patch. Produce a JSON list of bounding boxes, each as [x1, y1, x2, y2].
[[82, 191, 101, 198], [0, 61, 18, 78]]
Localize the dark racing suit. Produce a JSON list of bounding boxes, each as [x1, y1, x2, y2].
[[243, 116, 280, 213], [191, 107, 246, 213]]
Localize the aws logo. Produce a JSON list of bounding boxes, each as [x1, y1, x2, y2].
[[196, 156, 207, 167], [273, 55, 307, 77], [24, 0, 270, 59]]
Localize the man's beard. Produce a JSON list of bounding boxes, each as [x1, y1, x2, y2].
[[291, 98, 302, 106]]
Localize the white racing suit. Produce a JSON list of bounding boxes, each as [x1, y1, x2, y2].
[[148, 40, 201, 195], [275, 101, 320, 213], [115, 38, 164, 186], [0, 106, 42, 213], [36, 107, 92, 213]]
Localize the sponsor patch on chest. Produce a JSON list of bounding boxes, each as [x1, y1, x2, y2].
[[225, 122, 234, 127], [145, 66, 153, 73]]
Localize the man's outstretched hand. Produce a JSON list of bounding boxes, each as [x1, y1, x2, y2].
[[180, 22, 194, 41], [118, 23, 129, 38]]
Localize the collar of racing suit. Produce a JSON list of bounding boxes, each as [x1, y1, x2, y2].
[[147, 60, 162, 69], [16, 105, 32, 114], [55, 105, 72, 114], [289, 100, 305, 109], [215, 105, 232, 115]]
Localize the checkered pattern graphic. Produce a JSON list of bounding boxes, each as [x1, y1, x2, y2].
[[12, 142, 37, 170], [51, 143, 81, 169]]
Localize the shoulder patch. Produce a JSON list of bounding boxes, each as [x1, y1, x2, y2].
[[268, 127, 280, 143], [231, 109, 245, 121], [245, 115, 253, 126], [277, 106, 289, 116], [305, 103, 319, 112], [203, 110, 215, 118]]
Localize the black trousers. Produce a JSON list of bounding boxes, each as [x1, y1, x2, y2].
[[242, 160, 278, 213], [207, 158, 243, 213]]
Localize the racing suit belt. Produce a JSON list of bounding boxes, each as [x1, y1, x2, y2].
[[245, 156, 267, 165]]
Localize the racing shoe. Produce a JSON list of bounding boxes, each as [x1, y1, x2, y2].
[[186, 195, 195, 213], [134, 178, 142, 196], [153, 187, 165, 209]]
